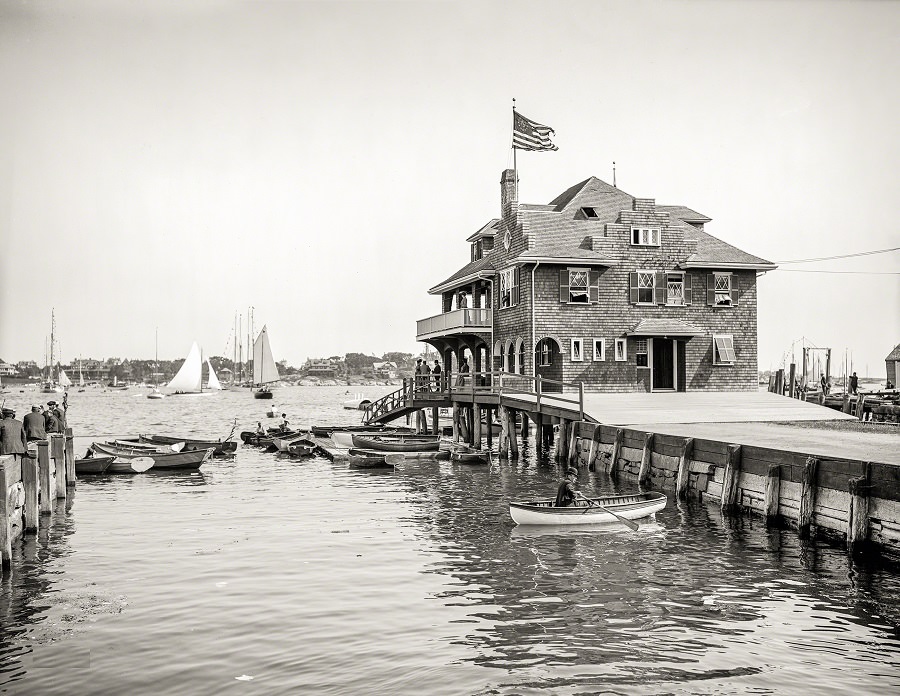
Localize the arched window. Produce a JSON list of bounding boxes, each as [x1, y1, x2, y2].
[[516, 338, 525, 375], [506, 341, 515, 373]]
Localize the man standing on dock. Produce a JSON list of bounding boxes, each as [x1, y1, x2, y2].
[[432, 359, 442, 392], [23, 406, 46, 442], [0, 408, 27, 462], [850, 372, 859, 395], [43, 403, 61, 434]]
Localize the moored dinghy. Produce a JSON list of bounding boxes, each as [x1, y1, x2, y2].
[[74, 455, 115, 475], [347, 448, 389, 468], [509, 491, 667, 526], [351, 434, 440, 452]]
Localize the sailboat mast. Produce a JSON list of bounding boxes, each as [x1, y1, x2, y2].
[[50, 309, 56, 382]]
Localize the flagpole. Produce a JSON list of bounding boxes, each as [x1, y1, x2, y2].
[[512, 97, 518, 201]]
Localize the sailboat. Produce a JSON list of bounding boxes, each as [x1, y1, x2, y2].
[[206, 360, 222, 390], [167, 342, 205, 395], [148, 329, 165, 399], [41, 309, 64, 393], [78, 360, 86, 391], [252, 326, 279, 399], [58, 370, 72, 390]]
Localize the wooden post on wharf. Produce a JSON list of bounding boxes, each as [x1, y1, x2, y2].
[[37, 442, 54, 515], [498, 405, 509, 458], [557, 419, 568, 464], [50, 434, 66, 500], [788, 363, 796, 398], [0, 455, 12, 570], [638, 432, 654, 486], [507, 408, 519, 460], [473, 406, 482, 450], [842, 392, 851, 414], [65, 428, 76, 485], [856, 395, 867, 421], [533, 414, 542, 451], [431, 408, 440, 436], [775, 369, 784, 395], [765, 465, 781, 525], [567, 423, 578, 467], [608, 428, 623, 478], [847, 463, 872, 557], [521, 415, 529, 440], [451, 404, 460, 442], [22, 455, 39, 534], [798, 456, 819, 539], [720, 444, 742, 511], [485, 409, 493, 450], [587, 426, 602, 472], [675, 437, 694, 500]]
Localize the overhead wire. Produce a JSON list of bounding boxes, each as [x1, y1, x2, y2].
[[776, 246, 899, 264]]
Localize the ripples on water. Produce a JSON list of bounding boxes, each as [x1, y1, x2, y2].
[[0, 386, 898, 695]]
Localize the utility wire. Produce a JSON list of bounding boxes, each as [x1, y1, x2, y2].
[[779, 269, 900, 275], [776, 247, 899, 264]]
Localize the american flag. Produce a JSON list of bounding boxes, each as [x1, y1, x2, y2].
[[512, 111, 558, 151]]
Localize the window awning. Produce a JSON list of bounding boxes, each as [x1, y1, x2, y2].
[[626, 318, 704, 337]]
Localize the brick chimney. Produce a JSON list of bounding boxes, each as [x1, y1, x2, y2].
[[500, 169, 517, 228]]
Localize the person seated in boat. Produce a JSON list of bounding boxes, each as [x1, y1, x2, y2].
[[280, 414, 290, 432], [255, 421, 265, 435], [555, 466, 579, 507]]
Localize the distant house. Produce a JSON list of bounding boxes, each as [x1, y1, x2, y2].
[[886, 344, 900, 387], [0, 362, 17, 376], [372, 361, 397, 379], [306, 360, 338, 379], [416, 169, 776, 393]]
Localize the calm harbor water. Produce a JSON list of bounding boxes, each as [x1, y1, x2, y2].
[[1, 386, 899, 695]]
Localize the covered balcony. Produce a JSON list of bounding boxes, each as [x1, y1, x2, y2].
[[416, 308, 492, 341]]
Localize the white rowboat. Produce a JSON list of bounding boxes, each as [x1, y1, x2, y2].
[[508, 491, 667, 526]]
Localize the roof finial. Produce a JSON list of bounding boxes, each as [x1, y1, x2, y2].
[[613, 161, 616, 188]]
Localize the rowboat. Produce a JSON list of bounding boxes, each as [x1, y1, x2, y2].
[[347, 448, 389, 468], [90, 442, 213, 470], [509, 491, 667, 526], [287, 438, 316, 457], [107, 456, 155, 474], [139, 434, 237, 456], [311, 424, 410, 438], [450, 449, 490, 465], [74, 455, 115, 475], [330, 428, 417, 449], [351, 434, 441, 452], [271, 432, 313, 452], [383, 450, 450, 465]]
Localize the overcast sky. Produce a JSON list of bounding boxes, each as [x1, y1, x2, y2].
[[1, 0, 897, 376]]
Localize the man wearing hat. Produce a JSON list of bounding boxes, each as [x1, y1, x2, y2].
[[0, 407, 28, 460], [44, 402, 61, 434], [554, 466, 581, 508], [23, 405, 47, 442]]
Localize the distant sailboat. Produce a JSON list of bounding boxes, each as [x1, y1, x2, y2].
[[148, 328, 165, 399], [168, 342, 204, 394], [58, 370, 72, 390], [206, 360, 222, 390], [252, 326, 279, 399], [78, 361, 85, 389]]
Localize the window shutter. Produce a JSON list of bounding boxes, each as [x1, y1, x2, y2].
[[559, 269, 569, 303], [589, 270, 600, 303], [706, 274, 715, 305], [512, 267, 519, 306], [684, 273, 692, 305], [730, 275, 740, 306], [654, 272, 666, 304], [629, 272, 639, 304]]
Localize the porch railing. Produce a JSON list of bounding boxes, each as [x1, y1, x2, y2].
[[415, 308, 492, 339]]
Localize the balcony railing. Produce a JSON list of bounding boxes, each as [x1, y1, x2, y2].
[[416, 308, 492, 339]]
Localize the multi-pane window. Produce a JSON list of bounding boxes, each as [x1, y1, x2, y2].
[[592, 338, 605, 361], [666, 273, 685, 305], [571, 338, 583, 362], [713, 334, 736, 365], [517, 340, 525, 374], [569, 270, 589, 303], [499, 268, 518, 308], [614, 338, 627, 361], [539, 342, 552, 366], [635, 339, 649, 367], [714, 273, 732, 306], [637, 272, 655, 304], [631, 227, 660, 246]]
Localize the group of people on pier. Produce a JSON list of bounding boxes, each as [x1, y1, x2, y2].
[[0, 397, 68, 463], [414, 358, 445, 392]]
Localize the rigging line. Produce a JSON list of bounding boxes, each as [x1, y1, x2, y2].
[[779, 269, 900, 275], [776, 246, 899, 264]]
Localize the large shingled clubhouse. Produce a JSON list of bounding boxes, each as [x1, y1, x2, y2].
[[416, 169, 777, 392]]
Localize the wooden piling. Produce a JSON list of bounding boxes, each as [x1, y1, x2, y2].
[[451, 404, 460, 442], [498, 405, 509, 458], [798, 456, 819, 539], [608, 428, 623, 477], [586, 425, 602, 472], [50, 434, 66, 500], [856, 395, 866, 421], [557, 420, 568, 463], [0, 456, 11, 569], [842, 392, 851, 414], [533, 414, 542, 451], [431, 407, 440, 436], [473, 406, 482, 450], [65, 427, 76, 485], [37, 442, 54, 514], [486, 409, 493, 449], [638, 432, 654, 486], [507, 408, 519, 460], [788, 363, 796, 398], [720, 444, 742, 511], [521, 415, 529, 440], [847, 463, 872, 556], [22, 456, 39, 533], [764, 465, 781, 525], [567, 423, 578, 467], [675, 437, 694, 500]]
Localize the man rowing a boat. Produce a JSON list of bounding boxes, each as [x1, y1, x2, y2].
[[555, 466, 581, 507]]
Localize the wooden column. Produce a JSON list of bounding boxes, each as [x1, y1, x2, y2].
[[567, 423, 578, 467], [473, 406, 482, 450], [37, 442, 54, 514], [452, 403, 460, 442], [50, 434, 66, 500], [22, 456, 39, 534], [675, 437, 695, 500], [847, 463, 872, 556], [0, 456, 11, 569], [764, 465, 781, 525], [586, 425, 602, 472], [498, 405, 509, 458], [507, 408, 519, 460], [557, 420, 568, 463], [521, 415, 529, 440], [638, 432, 654, 486], [798, 456, 819, 539], [65, 427, 76, 485], [720, 444, 742, 511], [608, 428, 624, 477], [432, 407, 440, 436], [486, 409, 493, 449]]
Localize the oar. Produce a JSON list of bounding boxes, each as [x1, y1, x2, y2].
[[579, 493, 639, 531]]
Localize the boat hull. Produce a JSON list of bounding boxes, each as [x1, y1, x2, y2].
[[140, 434, 237, 455], [450, 450, 489, 464], [347, 448, 389, 468], [91, 442, 212, 469], [74, 456, 115, 474], [509, 492, 667, 526], [351, 434, 440, 452], [254, 389, 274, 399]]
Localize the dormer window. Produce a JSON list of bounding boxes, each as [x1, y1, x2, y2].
[[472, 240, 483, 261], [631, 227, 660, 247], [581, 207, 599, 219]]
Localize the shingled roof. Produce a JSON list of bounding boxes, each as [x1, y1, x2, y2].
[[681, 226, 776, 270], [886, 344, 900, 361], [428, 255, 495, 294]]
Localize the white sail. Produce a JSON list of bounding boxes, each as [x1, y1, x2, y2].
[[252, 326, 280, 385], [79, 367, 85, 387], [206, 359, 222, 390], [168, 341, 203, 392], [58, 370, 72, 387]]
